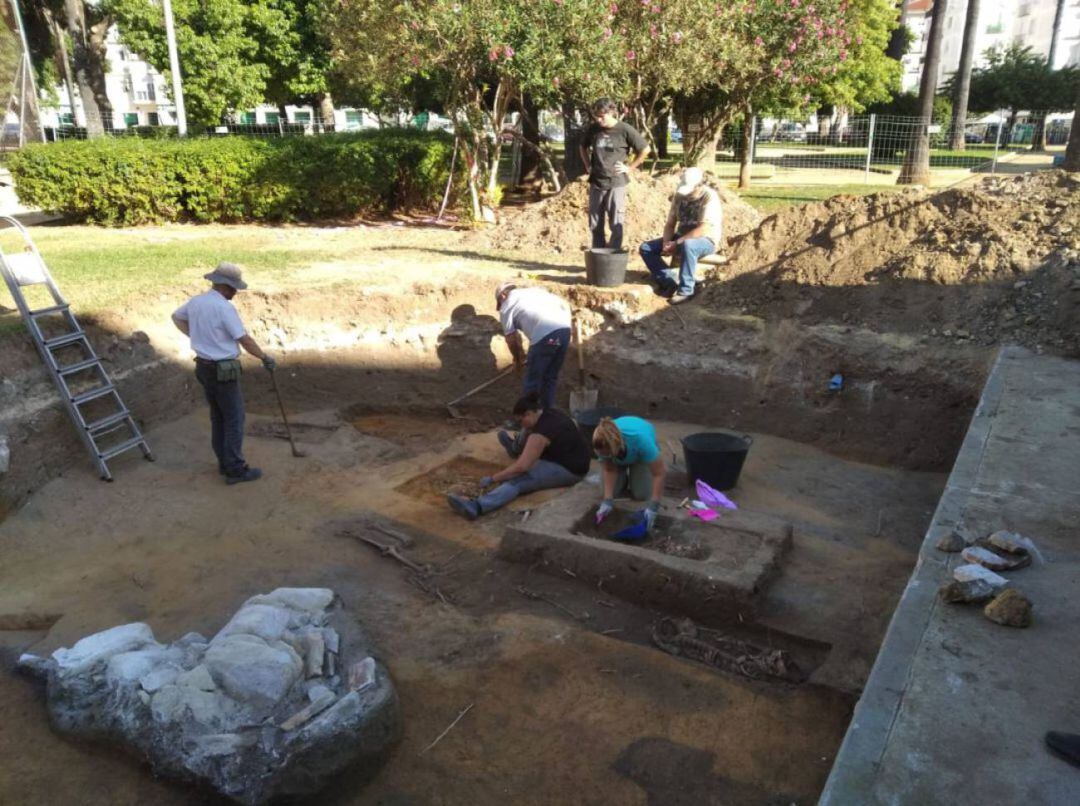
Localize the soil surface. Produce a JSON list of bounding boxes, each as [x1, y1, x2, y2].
[[466, 170, 763, 258], [0, 408, 943, 805], [719, 171, 1080, 354]]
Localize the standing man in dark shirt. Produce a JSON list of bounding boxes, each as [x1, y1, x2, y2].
[[579, 98, 649, 251], [446, 392, 589, 520]]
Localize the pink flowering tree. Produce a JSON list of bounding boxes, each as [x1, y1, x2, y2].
[[325, 0, 622, 218]]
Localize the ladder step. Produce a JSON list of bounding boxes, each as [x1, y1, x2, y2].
[[59, 357, 102, 376], [71, 384, 115, 406], [44, 330, 87, 350], [98, 435, 147, 462], [87, 409, 131, 435], [29, 303, 70, 317]]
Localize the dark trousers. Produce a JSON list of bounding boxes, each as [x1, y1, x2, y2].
[[588, 184, 628, 250], [524, 327, 571, 409], [194, 360, 247, 476]]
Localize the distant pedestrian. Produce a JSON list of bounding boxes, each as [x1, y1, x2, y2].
[[495, 282, 572, 410], [171, 263, 275, 484], [579, 98, 649, 251], [638, 166, 722, 305]]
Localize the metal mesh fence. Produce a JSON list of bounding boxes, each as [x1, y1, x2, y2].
[[711, 111, 1072, 184]]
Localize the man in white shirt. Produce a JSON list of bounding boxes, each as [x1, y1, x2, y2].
[[638, 166, 723, 305], [495, 282, 572, 410], [172, 263, 275, 484]]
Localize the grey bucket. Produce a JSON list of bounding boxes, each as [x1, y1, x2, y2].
[[584, 248, 628, 287]]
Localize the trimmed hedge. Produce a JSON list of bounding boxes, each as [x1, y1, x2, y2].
[[8, 130, 458, 225]]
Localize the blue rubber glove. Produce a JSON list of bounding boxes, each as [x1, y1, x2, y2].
[[639, 500, 660, 533], [479, 476, 494, 488], [262, 355, 277, 372], [595, 499, 614, 524]]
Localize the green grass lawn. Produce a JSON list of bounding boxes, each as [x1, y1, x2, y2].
[[0, 227, 315, 336], [733, 183, 897, 214]]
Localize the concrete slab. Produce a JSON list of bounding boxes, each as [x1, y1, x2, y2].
[[820, 346, 1080, 805], [499, 482, 792, 622]]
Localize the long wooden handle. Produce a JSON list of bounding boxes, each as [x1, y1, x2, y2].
[[447, 366, 514, 407], [575, 318, 586, 386]]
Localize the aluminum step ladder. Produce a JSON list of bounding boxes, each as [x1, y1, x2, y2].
[[0, 216, 153, 480]]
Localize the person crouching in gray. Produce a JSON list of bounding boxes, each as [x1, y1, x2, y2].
[[171, 263, 276, 484]]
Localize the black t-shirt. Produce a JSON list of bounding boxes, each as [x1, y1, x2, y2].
[[584, 121, 648, 190], [532, 409, 591, 476]]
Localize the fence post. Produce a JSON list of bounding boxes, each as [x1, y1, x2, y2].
[[864, 114, 876, 184], [991, 109, 1002, 174]]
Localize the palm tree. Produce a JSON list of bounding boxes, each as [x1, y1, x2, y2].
[[1030, 0, 1068, 151], [949, 0, 980, 151], [899, 0, 950, 184]]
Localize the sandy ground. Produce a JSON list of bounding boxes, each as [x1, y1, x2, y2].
[[0, 397, 943, 805]]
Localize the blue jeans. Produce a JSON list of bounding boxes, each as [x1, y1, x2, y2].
[[524, 327, 571, 409], [194, 360, 247, 476], [477, 459, 583, 513], [639, 236, 716, 295]]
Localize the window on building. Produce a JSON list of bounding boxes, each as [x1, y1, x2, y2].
[[345, 110, 362, 130], [124, 113, 139, 127], [295, 111, 311, 124], [265, 112, 280, 124], [59, 113, 74, 126], [240, 112, 256, 125]]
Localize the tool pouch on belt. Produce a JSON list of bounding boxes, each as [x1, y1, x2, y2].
[[215, 358, 243, 382]]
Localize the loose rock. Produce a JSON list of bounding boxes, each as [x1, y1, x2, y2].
[[953, 563, 1009, 591], [961, 545, 1014, 572], [983, 589, 1033, 627], [935, 530, 966, 553], [939, 578, 997, 604], [17, 588, 401, 804]]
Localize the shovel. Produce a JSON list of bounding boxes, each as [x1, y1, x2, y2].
[[568, 318, 598, 417], [446, 366, 515, 418], [269, 369, 307, 458]]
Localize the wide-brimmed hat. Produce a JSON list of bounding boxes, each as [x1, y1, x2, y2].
[[676, 167, 705, 196], [203, 262, 248, 290]]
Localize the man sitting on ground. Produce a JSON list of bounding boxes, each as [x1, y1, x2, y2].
[[638, 167, 723, 305]]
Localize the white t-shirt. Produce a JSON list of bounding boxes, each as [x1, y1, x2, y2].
[[500, 288, 571, 344], [173, 290, 246, 360]]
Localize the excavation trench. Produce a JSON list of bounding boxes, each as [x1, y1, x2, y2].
[[0, 279, 988, 804]]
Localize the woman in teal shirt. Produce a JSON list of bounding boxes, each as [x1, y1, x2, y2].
[[591, 415, 666, 532]]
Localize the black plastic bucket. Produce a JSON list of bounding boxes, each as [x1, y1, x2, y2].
[[575, 406, 629, 455], [681, 431, 753, 492], [585, 248, 629, 287]]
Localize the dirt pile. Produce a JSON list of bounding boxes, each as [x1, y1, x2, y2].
[[468, 171, 761, 257], [715, 171, 1080, 354]]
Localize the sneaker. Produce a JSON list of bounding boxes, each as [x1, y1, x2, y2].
[[1046, 731, 1080, 767], [226, 466, 262, 485], [497, 429, 521, 458], [669, 292, 694, 305], [447, 493, 480, 521]]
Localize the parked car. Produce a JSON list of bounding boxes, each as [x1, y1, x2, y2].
[[964, 131, 984, 144], [669, 126, 683, 143], [775, 122, 806, 142]]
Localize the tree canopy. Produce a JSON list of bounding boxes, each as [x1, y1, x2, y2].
[[942, 43, 1079, 114]]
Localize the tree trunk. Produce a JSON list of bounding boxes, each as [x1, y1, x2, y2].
[[652, 111, 669, 159], [63, 0, 105, 135], [738, 108, 754, 189], [85, 14, 113, 131], [317, 92, 335, 131], [680, 114, 724, 169], [1063, 88, 1080, 170], [518, 94, 543, 190], [899, 0, 949, 184], [1030, 0, 1067, 151], [561, 100, 586, 181], [44, 11, 79, 127], [949, 0, 979, 151]]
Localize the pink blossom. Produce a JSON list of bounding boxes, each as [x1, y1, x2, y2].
[[839, 49, 847, 60], [553, 77, 560, 86], [672, 31, 683, 43], [790, 0, 800, 6], [410, 55, 420, 66], [774, 68, 784, 77], [553, 0, 564, 4], [754, 36, 764, 47], [609, 2, 618, 11], [626, 49, 636, 60], [651, 4, 661, 12], [856, 35, 863, 45], [603, 27, 613, 39], [488, 48, 499, 61], [503, 45, 515, 59], [788, 41, 797, 51], [649, 23, 658, 37]]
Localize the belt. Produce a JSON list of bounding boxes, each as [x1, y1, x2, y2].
[[194, 356, 237, 364]]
